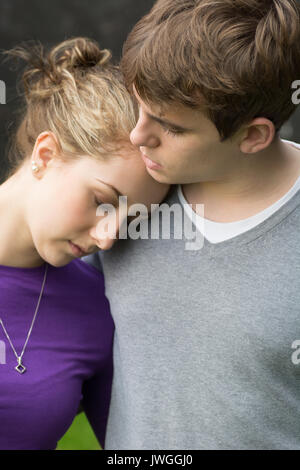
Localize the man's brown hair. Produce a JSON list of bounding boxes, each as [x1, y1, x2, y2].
[[122, 0, 300, 140]]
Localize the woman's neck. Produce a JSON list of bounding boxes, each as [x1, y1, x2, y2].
[[0, 169, 44, 268]]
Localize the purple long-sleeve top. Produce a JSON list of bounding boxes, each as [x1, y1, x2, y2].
[[0, 259, 114, 450]]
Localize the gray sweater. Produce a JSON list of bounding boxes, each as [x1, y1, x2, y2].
[[83, 186, 300, 450]]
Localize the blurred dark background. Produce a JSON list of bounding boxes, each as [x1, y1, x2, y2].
[[0, 0, 155, 182], [0, 0, 300, 183]]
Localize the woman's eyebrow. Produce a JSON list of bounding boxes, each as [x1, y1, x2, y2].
[[94, 178, 122, 200]]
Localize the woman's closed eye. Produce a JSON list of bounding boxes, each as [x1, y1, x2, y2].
[[95, 197, 103, 206]]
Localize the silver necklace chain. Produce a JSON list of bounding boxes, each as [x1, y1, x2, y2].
[[0, 263, 48, 374]]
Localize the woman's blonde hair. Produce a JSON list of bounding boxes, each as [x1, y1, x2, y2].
[[4, 37, 137, 178]]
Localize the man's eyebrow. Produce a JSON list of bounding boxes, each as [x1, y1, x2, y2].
[[133, 85, 191, 132], [146, 112, 191, 132], [95, 178, 122, 199]]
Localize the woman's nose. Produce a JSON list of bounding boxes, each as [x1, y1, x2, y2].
[[89, 211, 127, 251], [89, 230, 117, 251], [95, 236, 116, 251], [89, 226, 117, 251]]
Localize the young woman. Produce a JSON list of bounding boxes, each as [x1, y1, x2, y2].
[[0, 37, 169, 450]]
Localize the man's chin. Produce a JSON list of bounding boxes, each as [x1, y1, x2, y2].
[[145, 166, 176, 185]]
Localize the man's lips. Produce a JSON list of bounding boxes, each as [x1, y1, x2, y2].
[[141, 152, 163, 170]]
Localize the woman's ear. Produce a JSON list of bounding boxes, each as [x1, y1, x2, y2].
[[31, 131, 62, 178], [239, 118, 276, 155]]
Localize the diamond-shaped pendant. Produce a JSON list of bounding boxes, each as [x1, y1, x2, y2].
[[15, 357, 26, 374]]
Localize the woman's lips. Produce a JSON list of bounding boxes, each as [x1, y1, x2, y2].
[[69, 241, 85, 256], [141, 153, 162, 170]]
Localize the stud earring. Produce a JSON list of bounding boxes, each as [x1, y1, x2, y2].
[[31, 161, 39, 173]]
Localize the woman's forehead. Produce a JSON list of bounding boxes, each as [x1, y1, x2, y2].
[[80, 152, 167, 206]]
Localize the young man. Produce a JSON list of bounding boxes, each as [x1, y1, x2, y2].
[[84, 0, 300, 449]]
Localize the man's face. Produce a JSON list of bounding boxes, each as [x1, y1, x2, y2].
[[130, 88, 242, 185]]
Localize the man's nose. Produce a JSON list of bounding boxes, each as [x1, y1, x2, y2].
[[130, 119, 160, 149]]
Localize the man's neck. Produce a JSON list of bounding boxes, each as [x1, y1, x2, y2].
[[182, 139, 300, 223]]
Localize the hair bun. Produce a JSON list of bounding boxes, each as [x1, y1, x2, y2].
[[50, 37, 112, 71], [3, 37, 113, 101]]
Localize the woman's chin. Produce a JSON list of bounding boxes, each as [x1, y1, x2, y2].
[[37, 244, 73, 268]]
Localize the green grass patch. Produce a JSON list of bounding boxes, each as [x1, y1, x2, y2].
[[56, 412, 101, 450]]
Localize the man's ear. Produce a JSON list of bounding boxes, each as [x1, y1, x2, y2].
[[239, 118, 276, 154], [31, 131, 62, 177]]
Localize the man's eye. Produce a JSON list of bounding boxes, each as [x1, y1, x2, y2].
[[162, 126, 183, 137]]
